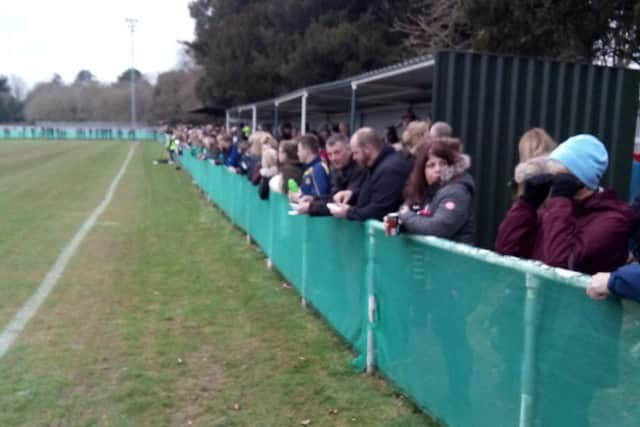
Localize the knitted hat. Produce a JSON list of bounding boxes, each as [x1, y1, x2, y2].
[[549, 134, 608, 190]]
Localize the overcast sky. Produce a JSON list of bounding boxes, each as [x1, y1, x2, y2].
[[3, 0, 195, 90]]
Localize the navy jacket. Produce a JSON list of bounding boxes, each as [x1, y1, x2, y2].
[[300, 156, 331, 196], [224, 142, 240, 168], [609, 264, 640, 302], [346, 145, 410, 221]]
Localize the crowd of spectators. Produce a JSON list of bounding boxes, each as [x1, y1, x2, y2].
[[163, 115, 640, 305]]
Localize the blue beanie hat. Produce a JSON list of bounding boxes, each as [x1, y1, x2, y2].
[[549, 134, 608, 190]]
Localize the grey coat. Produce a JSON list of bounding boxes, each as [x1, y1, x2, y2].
[[399, 157, 475, 245]]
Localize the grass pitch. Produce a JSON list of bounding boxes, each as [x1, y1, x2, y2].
[[0, 141, 436, 426]]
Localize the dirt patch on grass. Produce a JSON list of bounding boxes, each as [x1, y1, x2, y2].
[[169, 346, 226, 427]]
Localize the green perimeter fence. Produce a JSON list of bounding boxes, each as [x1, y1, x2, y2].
[[0, 125, 162, 141], [180, 150, 640, 427]]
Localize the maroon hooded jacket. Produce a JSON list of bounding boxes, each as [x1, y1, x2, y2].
[[495, 189, 636, 275]]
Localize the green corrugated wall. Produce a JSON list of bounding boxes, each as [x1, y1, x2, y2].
[[432, 50, 640, 249]]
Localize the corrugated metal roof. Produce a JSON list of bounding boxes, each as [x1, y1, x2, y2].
[[349, 54, 434, 84], [227, 54, 436, 112]]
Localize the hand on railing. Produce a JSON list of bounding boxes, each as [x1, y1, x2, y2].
[[288, 191, 301, 203], [586, 273, 611, 300], [333, 190, 353, 205], [297, 199, 311, 214], [327, 202, 349, 218]]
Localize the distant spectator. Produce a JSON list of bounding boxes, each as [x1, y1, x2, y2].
[[241, 125, 251, 140], [383, 126, 400, 149], [222, 128, 241, 168], [238, 131, 268, 183], [329, 127, 410, 221], [319, 125, 331, 145], [495, 134, 636, 274], [338, 121, 350, 137], [297, 134, 367, 216], [401, 110, 417, 130], [394, 138, 475, 244], [206, 136, 219, 161], [230, 126, 240, 144], [231, 139, 250, 173], [292, 134, 331, 199], [279, 122, 293, 141], [429, 121, 453, 138], [258, 145, 279, 200], [401, 120, 430, 159], [269, 140, 304, 195], [423, 113, 433, 130], [214, 134, 233, 165]]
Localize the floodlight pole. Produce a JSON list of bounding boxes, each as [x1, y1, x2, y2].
[[126, 18, 138, 129]]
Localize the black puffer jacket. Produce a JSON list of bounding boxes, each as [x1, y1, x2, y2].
[[309, 159, 367, 216], [346, 145, 411, 221]]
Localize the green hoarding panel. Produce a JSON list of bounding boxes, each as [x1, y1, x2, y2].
[[0, 125, 162, 141], [372, 227, 525, 426], [305, 218, 367, 348], [179, 152, 640, 427]]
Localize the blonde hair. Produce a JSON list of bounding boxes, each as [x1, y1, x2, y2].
[[261, 147, 278, 169], [518, 128, 556, 163], [248, 131, 278, 156], [402, 121, 430, 151]]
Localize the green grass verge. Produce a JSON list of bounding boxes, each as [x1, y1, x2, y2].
[[0, 142, 437, 426]]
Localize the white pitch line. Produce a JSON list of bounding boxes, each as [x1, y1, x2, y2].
[[0, 143, 138, 359]]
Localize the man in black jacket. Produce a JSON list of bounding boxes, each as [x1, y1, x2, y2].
[[297, 134, 367, 216], [329, 127, 410, 221]]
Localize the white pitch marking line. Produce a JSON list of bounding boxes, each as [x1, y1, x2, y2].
[[0, 143, 138, 359]]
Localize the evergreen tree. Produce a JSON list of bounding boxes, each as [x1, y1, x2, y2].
[[187, 0, 411, 106]]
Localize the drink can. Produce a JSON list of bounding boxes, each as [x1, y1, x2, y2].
[[384, 213, 400, 236]]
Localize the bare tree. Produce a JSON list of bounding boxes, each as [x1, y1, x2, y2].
[[394, 0, 472, 54]]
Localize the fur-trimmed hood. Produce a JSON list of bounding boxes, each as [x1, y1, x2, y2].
[[514, 155, 550, 184], [441, 153, 471, 184]]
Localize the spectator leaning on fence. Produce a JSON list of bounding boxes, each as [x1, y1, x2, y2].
[[587, 187, 640, 303], [495, 134, 636, 275], [215, 133, 233, 165], [258, 144, 279, 200], [587, 265, 640, 302], [297, 133, 367, 216], [291, 134, 331, 200], [329, 127, 410, 221], [269, 139, 304, 195], [391, 137, 475, 244]]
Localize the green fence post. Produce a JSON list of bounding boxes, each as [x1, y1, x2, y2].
[[366, 222, 376, 374], [519, 272, 541, 427], [266, 196, 274, 270], [301, 216, 308, 308]]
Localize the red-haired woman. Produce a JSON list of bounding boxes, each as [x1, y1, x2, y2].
[[396, 137, 475, 244]]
